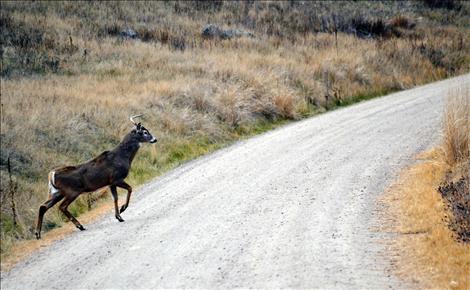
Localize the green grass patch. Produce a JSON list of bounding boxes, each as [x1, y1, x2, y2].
[[334, 88, 399, 108]]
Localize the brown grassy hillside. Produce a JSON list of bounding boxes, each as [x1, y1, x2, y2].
[[1, 1, 469, 253]]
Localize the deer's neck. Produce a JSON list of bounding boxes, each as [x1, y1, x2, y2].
[[114, 134, 140, 164]]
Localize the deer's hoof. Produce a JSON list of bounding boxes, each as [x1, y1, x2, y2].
[[35, 232, 41, 240], [116, 215, 125, 222], [119, 205, 127, 214], [77, 225, 86, 231]]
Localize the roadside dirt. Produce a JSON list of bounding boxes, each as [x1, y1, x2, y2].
[[1, 195, 114, 272]]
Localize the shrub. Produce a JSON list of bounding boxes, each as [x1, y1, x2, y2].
[[422, 0, 462, 10], [350, 16, 389, 38], [390, 15, 416, 29]]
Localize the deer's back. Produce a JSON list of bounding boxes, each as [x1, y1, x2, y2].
[[52, 151, 129, 193]]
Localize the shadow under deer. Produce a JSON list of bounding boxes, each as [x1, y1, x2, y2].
[[35, 115, 157, 239]]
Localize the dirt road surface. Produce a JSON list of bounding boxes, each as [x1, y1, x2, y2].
[[2, 75, 468, 289]]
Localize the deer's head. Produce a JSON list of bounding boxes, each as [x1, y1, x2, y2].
[[130, 115, 157, 143]]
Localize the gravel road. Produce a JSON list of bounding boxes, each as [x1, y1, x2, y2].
[[2, 75, 468, 289]]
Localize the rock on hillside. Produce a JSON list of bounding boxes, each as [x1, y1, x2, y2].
[[202, 24, 254, 40]]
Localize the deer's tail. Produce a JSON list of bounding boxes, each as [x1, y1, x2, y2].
[[48, 171, 60, 197]]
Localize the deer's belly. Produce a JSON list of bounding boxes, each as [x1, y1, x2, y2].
[[81, 171, 112, 192]]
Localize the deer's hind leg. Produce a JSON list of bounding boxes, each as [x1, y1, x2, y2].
[[59, 193, 86, 231], [35, 192, 65, 239]]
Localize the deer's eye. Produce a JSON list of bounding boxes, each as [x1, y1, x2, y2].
[[144, 131, 148, 135]]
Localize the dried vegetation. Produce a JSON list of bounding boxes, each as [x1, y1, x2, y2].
[[439, 91, 470, 243]]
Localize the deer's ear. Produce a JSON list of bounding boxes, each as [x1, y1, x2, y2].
[[136, 123, 142, 130]]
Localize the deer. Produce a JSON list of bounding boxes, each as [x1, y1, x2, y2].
[[35, 115, 157, 239]]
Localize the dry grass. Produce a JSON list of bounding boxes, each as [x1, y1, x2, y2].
[[1, 1, 470, 256], [384, 149, 470, 289], [443, 89, 470, 167]]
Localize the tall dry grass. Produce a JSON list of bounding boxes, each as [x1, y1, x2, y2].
[[443, 89, 470, 167], [1, 1, 470, 254], [440, 89, 470, 243]]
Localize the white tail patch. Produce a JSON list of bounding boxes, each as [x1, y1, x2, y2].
[[48, 171, 59, 197]]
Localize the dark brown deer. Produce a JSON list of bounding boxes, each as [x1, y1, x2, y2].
[[35, 115, 157, 239]]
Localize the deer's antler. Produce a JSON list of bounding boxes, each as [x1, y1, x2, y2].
[[130, 114, 144, 124]]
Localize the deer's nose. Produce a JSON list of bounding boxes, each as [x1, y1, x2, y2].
[[150, 137, 157, 143]]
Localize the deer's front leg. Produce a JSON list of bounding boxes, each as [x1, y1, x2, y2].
[[110, 185, 124, 222], [116, 181, 132, 214]]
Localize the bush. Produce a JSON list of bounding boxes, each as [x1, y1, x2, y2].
[[422, 0, 462, 10], [390, 15, 416, 29]]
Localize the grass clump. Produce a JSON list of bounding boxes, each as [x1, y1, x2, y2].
[[442, 90, 470, 167], [439, 89, 470, 243]]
